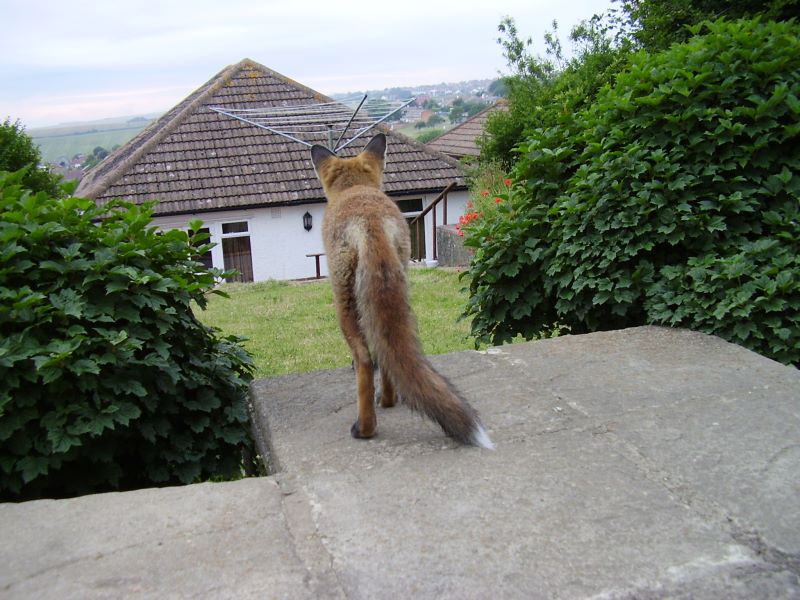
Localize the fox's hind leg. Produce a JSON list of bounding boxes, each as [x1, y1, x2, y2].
[[336, 294, 377, 439], [379, 369, 397, 408]]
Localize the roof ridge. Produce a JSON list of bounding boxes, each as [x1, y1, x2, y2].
[[76, 60, 247, 199], [429, 100, 502, 142]]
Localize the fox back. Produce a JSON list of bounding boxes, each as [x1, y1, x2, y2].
[[310, 133, 492, 449]]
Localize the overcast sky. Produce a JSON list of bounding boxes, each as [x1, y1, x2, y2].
[[1, 0, 613, 128]]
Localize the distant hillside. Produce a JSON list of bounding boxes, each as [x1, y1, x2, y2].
[[31, 115, 159, 164]]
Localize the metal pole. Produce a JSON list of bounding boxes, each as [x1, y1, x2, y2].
[[334, 94, 367, 151], [209, 107, 314, 147], [336, 97, 416, 151]]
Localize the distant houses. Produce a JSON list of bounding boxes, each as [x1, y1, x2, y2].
[[76, 59, 472, 282]]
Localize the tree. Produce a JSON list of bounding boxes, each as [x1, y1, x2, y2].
[[481, 1, 800, 169], [0, 118, 62, 196], [481, 16, 625, 168], [488, 79, 508, 97], [615, 0, 800, 50], [83, 145, 110, 169], [449, 104, 466, 123]]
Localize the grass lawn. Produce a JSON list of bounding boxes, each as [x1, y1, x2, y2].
[[196, 267, 478, 378]]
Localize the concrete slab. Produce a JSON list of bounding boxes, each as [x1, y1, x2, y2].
[[494, 328, 800, 557], [0, 478, 330, 599], [3, 326, 799, 599], [250, 326, 800, 598]]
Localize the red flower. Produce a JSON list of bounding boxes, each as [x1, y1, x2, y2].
[[494, 197, 502, 204], [504, 178, 512, 187], [481, 189, 490, 197]]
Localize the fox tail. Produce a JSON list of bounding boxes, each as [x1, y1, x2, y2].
[[354, 236, 494, 449]]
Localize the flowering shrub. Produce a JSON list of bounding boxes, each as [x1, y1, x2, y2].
[[463, 19, 800, 366], [458, 171, 514, 238], [455, 209, 480, 237]]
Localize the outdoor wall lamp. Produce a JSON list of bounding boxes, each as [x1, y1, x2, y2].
[[303, 211, 313, 231]]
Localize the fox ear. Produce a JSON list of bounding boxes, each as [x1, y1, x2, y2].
[[363, 133, 387, 162], [310, 144, 335, 174]]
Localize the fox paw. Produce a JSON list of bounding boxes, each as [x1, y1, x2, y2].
[[375, 388, 398, 408], [351, 420, 376, 439]]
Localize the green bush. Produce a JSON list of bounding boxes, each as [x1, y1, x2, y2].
[[464, 19, 800, 366], [481, 16, 629, 168], [0, 171, 256, 500]]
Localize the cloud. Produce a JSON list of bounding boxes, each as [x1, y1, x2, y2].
[[1, 0, 613, 127]]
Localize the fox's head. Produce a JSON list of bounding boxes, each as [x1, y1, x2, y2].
[[310, 133, 387, 196]]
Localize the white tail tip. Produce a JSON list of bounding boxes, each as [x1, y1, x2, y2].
[[472, 424, 495, 450]]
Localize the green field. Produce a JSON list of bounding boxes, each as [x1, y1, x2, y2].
[[393, 121, 453, 140], [196, 267, 479, 378], [30, 116, 157, 163]]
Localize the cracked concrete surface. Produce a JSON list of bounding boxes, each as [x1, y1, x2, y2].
[[2, 327, 799, 598], [1, 477, 311, 599]]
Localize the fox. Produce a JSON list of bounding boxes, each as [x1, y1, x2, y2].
[[310, 133, 493, 449]]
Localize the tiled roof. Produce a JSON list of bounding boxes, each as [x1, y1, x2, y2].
[[426, 101, 506, 159], [76, 59, 465, 216]]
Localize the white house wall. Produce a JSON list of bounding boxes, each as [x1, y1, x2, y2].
[[153, 204, 327, 281], [151, 189, 470, 282]]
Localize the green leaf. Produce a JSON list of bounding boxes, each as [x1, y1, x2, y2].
[[69, 358, 100, 376], [18, 456, 50, 483], [49, 289, 85, 318], [117, 380, 148, 398]]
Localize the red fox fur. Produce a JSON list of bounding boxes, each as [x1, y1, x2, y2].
[[310, 133, 493, 449]]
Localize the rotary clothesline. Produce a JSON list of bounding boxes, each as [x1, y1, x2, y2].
[[209, 95, 414, 153]]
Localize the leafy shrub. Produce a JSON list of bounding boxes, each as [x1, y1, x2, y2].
[[481, 16, 629, 168], [464, 19, 800, 366], [0, 171, 256, 500]]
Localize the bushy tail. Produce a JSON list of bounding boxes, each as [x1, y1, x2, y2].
[[354, 240, 493, 449]]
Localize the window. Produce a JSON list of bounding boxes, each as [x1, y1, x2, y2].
[[396, 199, 423, 213], [222, 221, 248, 234], [221, 221, 254, 282], [189, 227, 213, 270]]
